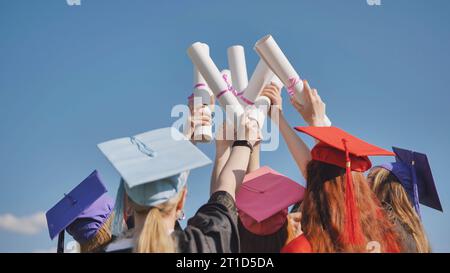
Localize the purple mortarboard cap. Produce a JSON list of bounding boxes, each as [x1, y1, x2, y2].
[[46, 170, 108, 242], [380, 147, 442, 216], [65, 194, 114, 243]]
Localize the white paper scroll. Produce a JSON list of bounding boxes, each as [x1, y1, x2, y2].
[[270, 74, 283, 89], [227, 45, 248, 96], [192, 43, 213, 142], [254, 35, 331, 126], [187, 42, 244, 128], [248, 75, 283, 127], [240, 60, 275, 106]]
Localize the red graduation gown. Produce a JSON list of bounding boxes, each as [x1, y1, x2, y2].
[[281, 234, 312, 253]]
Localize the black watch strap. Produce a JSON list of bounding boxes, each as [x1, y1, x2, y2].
[[232, 140, 253, 153]]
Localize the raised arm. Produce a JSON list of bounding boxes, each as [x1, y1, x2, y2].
[[210, 122, 233, 196], [212, 118, 260, 199], [261, 80, 328, 178], [246, 142, 260, 173], [210, 122, 260, 197], [277, 111, 311, 178]]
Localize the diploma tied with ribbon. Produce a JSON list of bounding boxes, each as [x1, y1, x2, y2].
[[190, 43, 213, 142], [254, 34, 332, 126]]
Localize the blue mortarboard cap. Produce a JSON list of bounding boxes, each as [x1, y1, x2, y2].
[[97, 127, 211, 188], [380, 147, 443, 215], [46, 170, 108, 241], [124, 171, 189, 207], [98, 127, 212, 235]]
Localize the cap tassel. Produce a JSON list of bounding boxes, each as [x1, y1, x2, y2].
[[341, 139, 364, 246], [57, 231, 65, 253], [411, 160, 421, 219]]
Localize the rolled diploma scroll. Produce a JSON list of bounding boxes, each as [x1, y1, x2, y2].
[[240, 60, 275, 106], [248, 75, 283, 127], [254, 35, 331, 126], [227, 45, 248, 98], [188, 42, 244, 127], [193, 61, 213, 142]]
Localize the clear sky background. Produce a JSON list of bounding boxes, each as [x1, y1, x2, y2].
[[1, 0, 449, 252]]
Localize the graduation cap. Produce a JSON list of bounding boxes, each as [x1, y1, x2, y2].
[[97, 127, 212, 235], [45, 170, 113, 253], [236, 166, 305, 236], [379, 147, 443, 217], [294, 126, 394, 246]]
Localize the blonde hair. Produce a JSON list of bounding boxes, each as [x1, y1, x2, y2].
[[369, 167, 431, 253], [131, 188, 185, 253], [285, 215, 298, 246], [79, 213, 114, 253]]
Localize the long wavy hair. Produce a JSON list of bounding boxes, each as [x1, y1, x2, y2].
[[368, 167, 431, 253], [300, 160, 400, 253]]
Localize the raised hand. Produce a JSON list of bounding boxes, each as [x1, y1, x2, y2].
[[290, 80, 327, 127]]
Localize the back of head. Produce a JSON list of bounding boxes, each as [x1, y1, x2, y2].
[[238, 218, 288, 253], [130, 188, 185, 253], [369, 167, 431, 253], [110, 171, 189, 253], [79, 213, 114, 253], [301, 160, 400, 253]]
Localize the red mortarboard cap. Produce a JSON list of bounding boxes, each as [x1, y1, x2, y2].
[[294, 126, 395, 246], [294, 126, 395, 170], [236, 166, 305, 235]]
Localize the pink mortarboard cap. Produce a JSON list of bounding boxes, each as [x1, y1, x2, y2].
[[236, 166, 305, 235]]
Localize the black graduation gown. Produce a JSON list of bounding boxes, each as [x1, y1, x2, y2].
[[105, 191, 240, 253], [173, 191, 239, 253]]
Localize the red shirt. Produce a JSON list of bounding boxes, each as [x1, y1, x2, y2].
[[281, 234, 313, 253]]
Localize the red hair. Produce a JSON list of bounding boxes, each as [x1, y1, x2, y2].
[[301, 160, 400, 253]]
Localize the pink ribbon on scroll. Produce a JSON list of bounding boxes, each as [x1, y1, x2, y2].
[[287, 77, 299, 97], [238, 94, 255, 105], [188, 83, 208, 101], [217, 74, 239, 99]]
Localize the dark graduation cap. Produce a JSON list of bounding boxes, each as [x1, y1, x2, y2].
[[46, 170, 109, 253], [379, 147, 443, 216]]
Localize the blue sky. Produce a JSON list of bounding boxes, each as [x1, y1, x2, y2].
[[0, 0, 449, 252]]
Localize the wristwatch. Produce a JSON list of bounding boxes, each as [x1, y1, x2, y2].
[[232, 140, 254, 153]]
